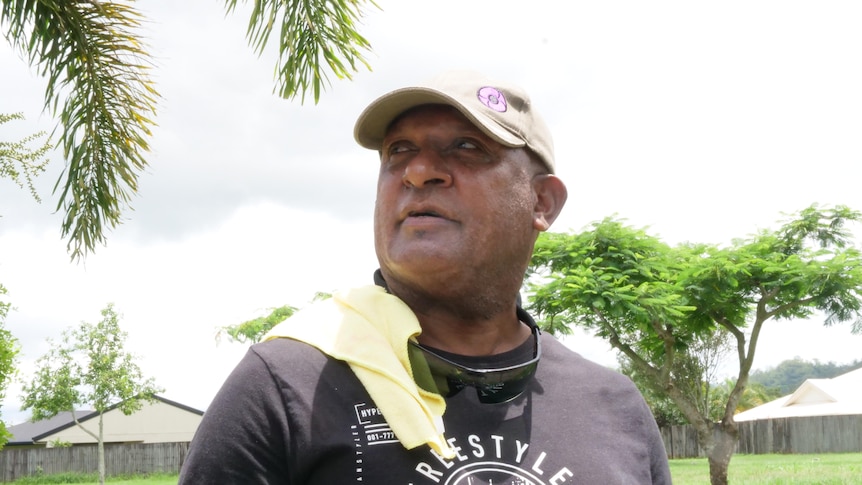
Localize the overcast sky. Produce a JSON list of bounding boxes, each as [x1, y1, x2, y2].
[[2, 0, 862, 425]]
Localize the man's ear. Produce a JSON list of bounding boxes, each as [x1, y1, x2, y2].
[[532, 175, 568, 232]]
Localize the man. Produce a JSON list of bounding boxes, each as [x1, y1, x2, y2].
[[179, 71, 671, 484]]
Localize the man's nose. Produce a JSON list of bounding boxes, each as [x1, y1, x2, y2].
[[402, 152, 453, 188]]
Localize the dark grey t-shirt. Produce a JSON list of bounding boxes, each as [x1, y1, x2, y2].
[[179, 332, 671, 484]]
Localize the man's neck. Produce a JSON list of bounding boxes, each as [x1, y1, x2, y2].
[[406, 301, 530, 356], [374, 269, 531, 355]]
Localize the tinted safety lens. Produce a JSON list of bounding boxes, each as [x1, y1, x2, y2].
[[410, 325, 540, 404]]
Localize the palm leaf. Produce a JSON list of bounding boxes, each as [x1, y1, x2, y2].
[[1, 0, 159, 260], [225, 0, 377, 103]]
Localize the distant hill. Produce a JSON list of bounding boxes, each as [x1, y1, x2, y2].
[[749, 357, 862, 395]]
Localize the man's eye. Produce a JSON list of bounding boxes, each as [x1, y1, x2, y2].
[[456, 140, 479, 150], [387, 144, 410, 155]]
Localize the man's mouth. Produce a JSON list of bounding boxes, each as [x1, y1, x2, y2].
[[408, 210, 442, 218]]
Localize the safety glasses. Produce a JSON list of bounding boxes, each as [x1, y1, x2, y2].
[[409, 325, 541, 404]]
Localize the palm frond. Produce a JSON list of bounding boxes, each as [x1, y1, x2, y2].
[[1, 0, 159, 260], [225, 0, 377, 103]]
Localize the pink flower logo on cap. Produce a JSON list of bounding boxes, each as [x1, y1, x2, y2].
[[477, 86, 507, 113]]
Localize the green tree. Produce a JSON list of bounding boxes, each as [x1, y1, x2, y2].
[[619, 329, 734, 426], [0, 112, 43, 449], [21, 304, 162, 485], [0, 112, 51, 203], [218, 291, 333, 344], [217, 304, 299, 345], [750, 357, 862, 394], [1, 0, 375, 259], [708, 379, 781, 418], [528, 205, 862, 485], [619, 355, 687, 427], [623, 367, 781, 427], [0, 285, 20, 450]]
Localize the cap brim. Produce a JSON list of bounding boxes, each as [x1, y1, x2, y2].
[[353, 87, 525, 151]]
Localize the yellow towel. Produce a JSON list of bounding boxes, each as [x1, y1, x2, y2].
[[263, 285, 455, 459]]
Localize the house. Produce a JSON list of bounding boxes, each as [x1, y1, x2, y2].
[[734, 367, 862, 422], [5, 395, 203, 448]]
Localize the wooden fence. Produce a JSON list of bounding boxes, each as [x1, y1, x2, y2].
[[0, 442, 189, 483], [661, 414, 862, 458], [3, 415, 861, 480]]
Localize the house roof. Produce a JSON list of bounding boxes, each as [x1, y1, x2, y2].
[[6, 410, 94, 445], [734, 367, 862, 422], [5, 395, 203, 445]]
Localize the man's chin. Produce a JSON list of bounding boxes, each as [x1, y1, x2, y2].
[[379, 260, 460, 288]]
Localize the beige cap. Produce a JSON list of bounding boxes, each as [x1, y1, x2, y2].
[[353, 70, 555, 173]]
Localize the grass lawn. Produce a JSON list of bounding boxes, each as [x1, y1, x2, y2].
[[669, 453, 862, 484], [108, 476, 177, 485], [10, 473, 178, 485], [11, 454, 862, 483]]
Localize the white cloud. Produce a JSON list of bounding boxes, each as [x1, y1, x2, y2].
[[1, 202, 377, 422], [3, 0, 862, 421]]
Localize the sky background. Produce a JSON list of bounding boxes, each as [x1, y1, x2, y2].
[[2, 0, 862, 425]]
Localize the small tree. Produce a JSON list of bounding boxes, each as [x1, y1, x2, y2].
[[528, 205, 862, 485], [0, 112, 51, 203], [216, 304, 299, 345], [217, 291, 332, 344], [619, 329, 734, 426], [708, 379, 781, 418], [1, 111, 48, 449], [21, 304, 161, 485], [0, 284, 20, 450]]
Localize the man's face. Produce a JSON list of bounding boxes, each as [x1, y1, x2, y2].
[[373, 104, 541, 299]]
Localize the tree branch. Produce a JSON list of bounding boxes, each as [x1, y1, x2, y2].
[[593, 309, 662, 382], [70, 408, 99, 442]]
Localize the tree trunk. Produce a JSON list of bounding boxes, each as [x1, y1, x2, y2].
[[98, 413, 105, 485], [706, 422, 738, 485]]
